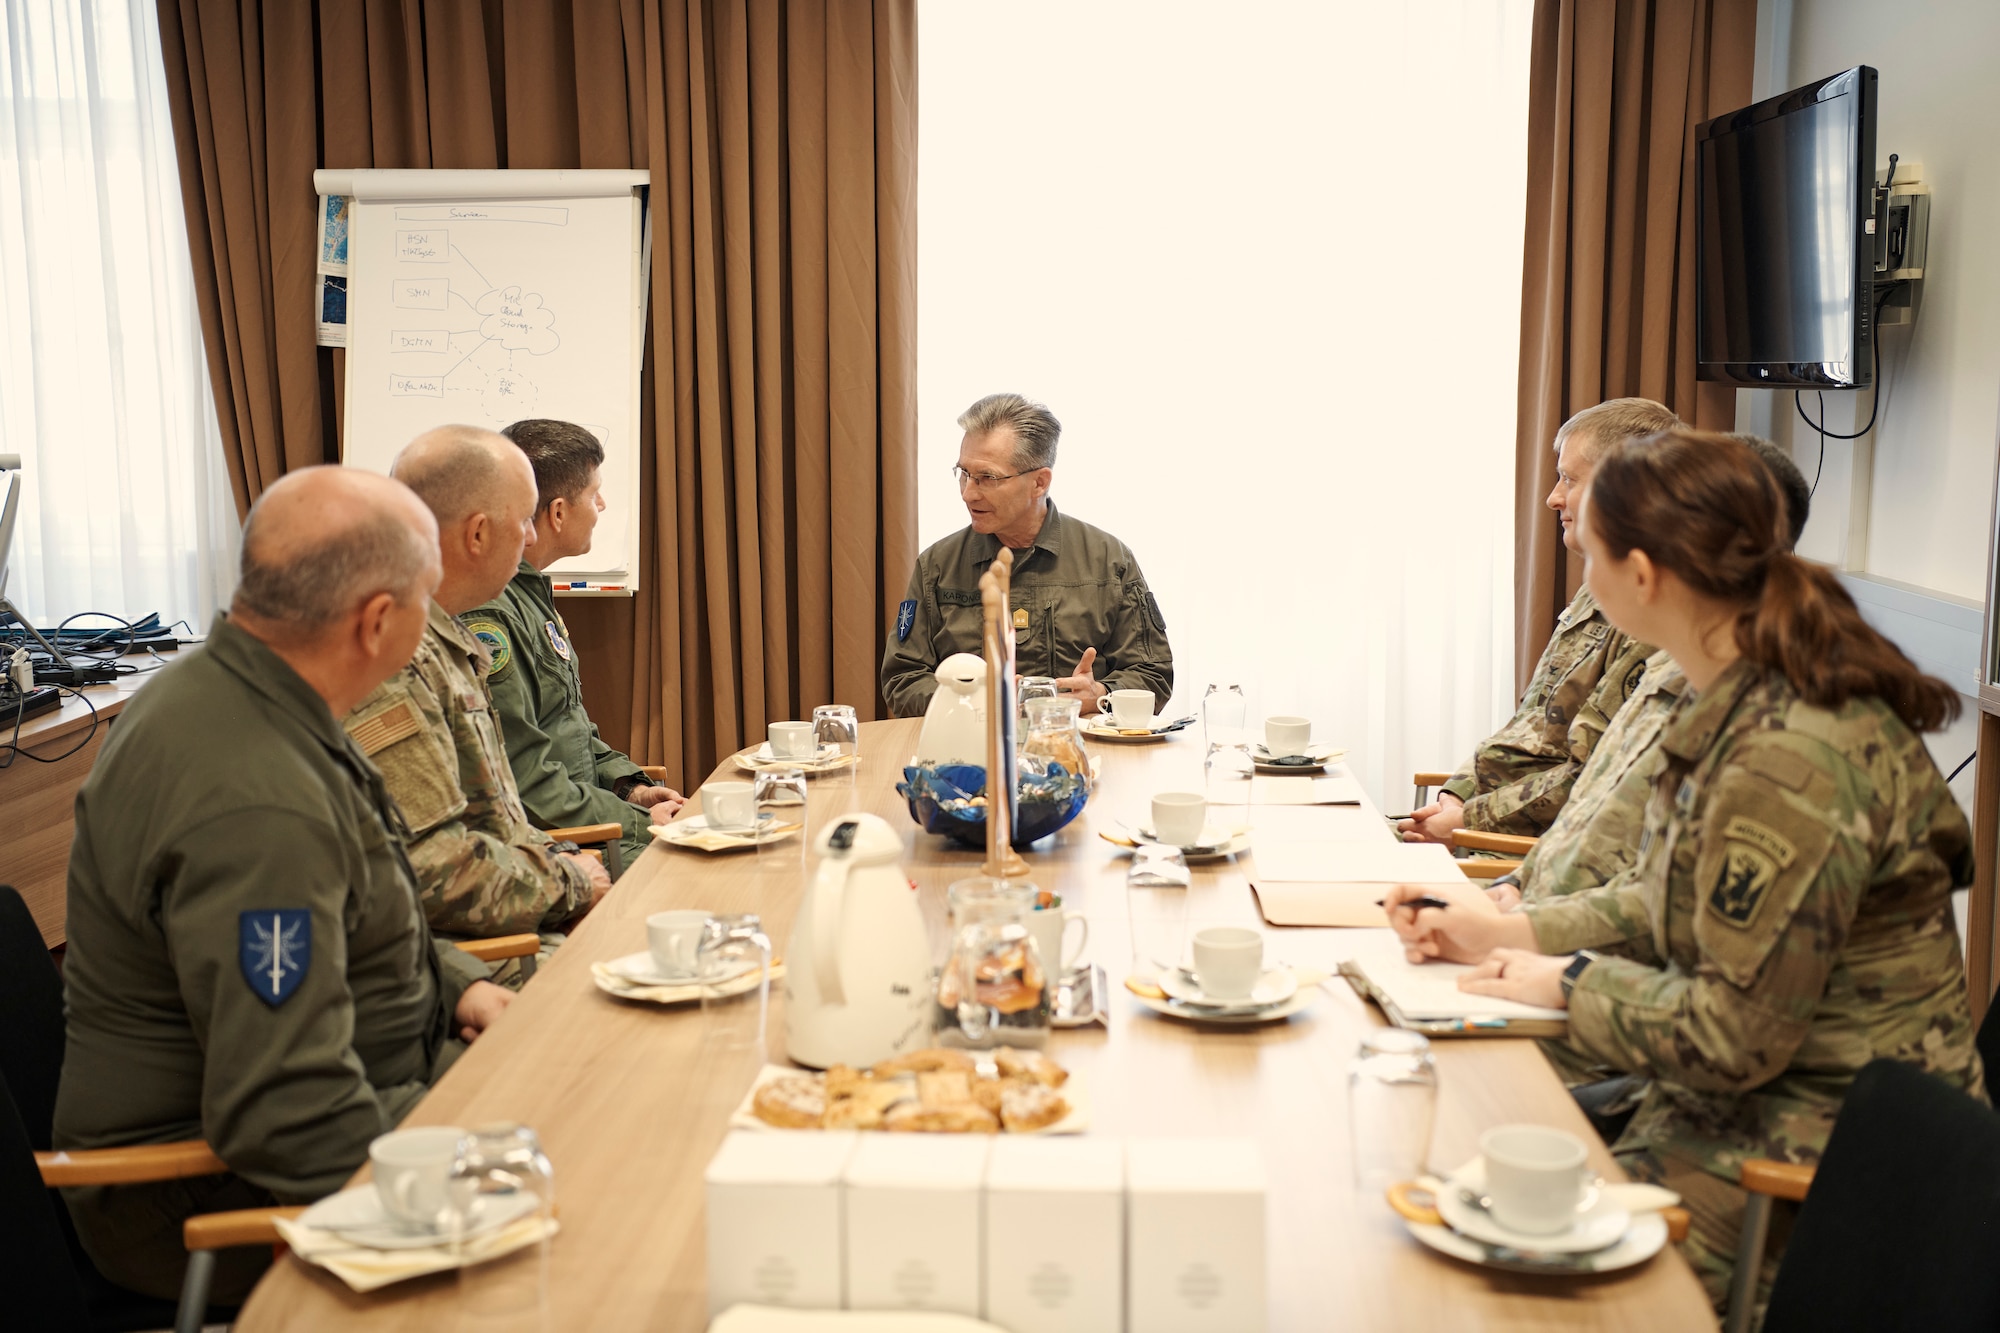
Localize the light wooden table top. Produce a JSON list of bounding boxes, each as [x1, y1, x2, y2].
[[234, 717, 1710, 1331]]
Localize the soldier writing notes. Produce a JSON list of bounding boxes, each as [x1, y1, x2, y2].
[[881, 393, 1174, 718]]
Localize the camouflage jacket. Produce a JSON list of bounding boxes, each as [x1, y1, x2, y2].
[[1442, 586, 1634, 834], [880, 500, 1173, 718], [345, 600, 593, 936], [1525, 657, 1982, 1182], [1517, 649, 1683, 903]]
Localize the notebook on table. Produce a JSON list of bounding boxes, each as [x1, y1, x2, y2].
[[1248, 840, 1467, 927], [1334, 929, 1568, 1037]]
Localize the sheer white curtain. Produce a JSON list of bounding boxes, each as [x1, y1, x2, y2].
[[0, 0, 238, 637], [918, 0, 1532, 806]]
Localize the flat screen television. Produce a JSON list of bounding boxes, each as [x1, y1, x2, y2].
[[1696, 65, 1876, 389]]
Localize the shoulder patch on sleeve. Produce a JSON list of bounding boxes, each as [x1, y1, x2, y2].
[[347, 697, 423, 757], [1145, 590, 1167, 633], [896, 599, 916, 641], [464, 619, 513, 677], [240, 909, 311, 1006], [1742, 745, 1815, 792]]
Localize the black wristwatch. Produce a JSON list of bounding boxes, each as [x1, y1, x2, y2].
[[613, 774, 645, 800], [1560, 950, 1599, 1001]]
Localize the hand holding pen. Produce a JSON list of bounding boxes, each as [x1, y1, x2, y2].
[[1378, 881, 1535, 965]]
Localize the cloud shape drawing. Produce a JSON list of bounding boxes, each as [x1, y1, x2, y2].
[[475, 286, 560, 355]]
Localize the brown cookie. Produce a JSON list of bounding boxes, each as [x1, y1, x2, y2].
[[999, 1082, 1069, 1132], [884, 1101, 1000, 1134], [995, 1047, 1069, 1088], [917, 1070, 976, 1107], [872, 1047, 977, 1077], [751, 1074, 826, 1129]]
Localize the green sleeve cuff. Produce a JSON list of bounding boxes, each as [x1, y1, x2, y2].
[[432, 938, 490, 1008], [1440, 776, 1475, 803]]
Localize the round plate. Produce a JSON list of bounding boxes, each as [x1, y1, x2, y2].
[[653, 813, 800, 852], [297, 1184, 537, 1251], [1252, 741, 1345, 763], [1102, 829, 1251, 863], [1437, 1162, 1632, 1254], [1130, 981, 1319, 1025], [1405, 1211, 1668, 1276], [1158, 966, 1300, 1013], [733, 744, 854, 775], [1080, 720, 1174, 744], [602, 950, 757, 989]]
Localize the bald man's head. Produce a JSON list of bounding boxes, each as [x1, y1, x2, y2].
[[390, 425, 540, 611], [232, 467, 438, 635]]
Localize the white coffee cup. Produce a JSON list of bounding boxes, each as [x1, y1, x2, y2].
[[1026, 907, 1090, 977], [1151, 791, 1207, 848], [1479, 1124, 1591, 1235], [1264, 715, 1311, 758], [703, 780, 757, 830], [1098, 688, 1155, 728], [369, 1125, 466, 1231], [648, 909, 713, 978], [768, 720, 816, 759], [1191, 925, 1263, 1000]]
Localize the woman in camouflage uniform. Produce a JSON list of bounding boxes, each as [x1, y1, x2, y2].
[[1385, 428, 1980, 1314]]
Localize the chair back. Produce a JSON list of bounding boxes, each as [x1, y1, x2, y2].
[[0, 886, 66, 1149], [1763, 1058, 2000, 1332], [0, 1072, 92, 1331], [1976, 983, 2000, 1090]]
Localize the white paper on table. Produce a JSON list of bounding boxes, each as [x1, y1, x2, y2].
[[1209, 768, 1368, 806], [1247, 840, 1466, 927], [1335, 928, 1568, 1023]]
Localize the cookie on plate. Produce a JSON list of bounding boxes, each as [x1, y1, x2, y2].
[[752, 1074, 826, 1129], [873, 1047, 977, 1077], [995, 1047, 1068, 1088], [998, 1082, 1069, 1132], [885, 1101, 1000, 1134], [917, 1070, 975, 1107]]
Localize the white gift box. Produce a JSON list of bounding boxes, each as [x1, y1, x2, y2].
[[1125, 1137, 1267, 1333], [843, 1133, 992, 1315], [983, 1135, 1124, 1332], [705, 1129, 858, 1317]]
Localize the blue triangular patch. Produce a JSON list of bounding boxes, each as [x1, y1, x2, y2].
[[896, 599, 916, 641], [240, 909, 311, 1007]]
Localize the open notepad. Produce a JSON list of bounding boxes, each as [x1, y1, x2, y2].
[[1248, 840, 1468, 927], [1334, 929, 1568, 1036], [1210, 770, 1368, 807]]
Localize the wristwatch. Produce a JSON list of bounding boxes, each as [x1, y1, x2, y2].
[[1559, 950, 1600, 1002]]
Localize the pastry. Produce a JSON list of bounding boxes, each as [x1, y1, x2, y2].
[[969, 1075, 1006, 1116], [884, 1101, 1000, 1134], [999, 1081, 1069, 1132], [872, 1047, 976, 1076], [917, 1070, 976, 1107], [995, 1047, 1069, 1088], [824, 1064, 865, 1099], [751, 1074, 826, 1129]]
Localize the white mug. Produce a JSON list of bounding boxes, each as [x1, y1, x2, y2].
[[1151, 791, 1207, 848], [648, 909, 713, 978], [1025, 907, 1090, 977], [1479, 1124, 1591, 1235], [369, 1125, 466, 1231], [768, 720, 816, 759], [1191, 925, 1263, 1000], [703, 780, 757, 830], [1098, 688, 1155, 728], [1264, 715, 1311, 758]]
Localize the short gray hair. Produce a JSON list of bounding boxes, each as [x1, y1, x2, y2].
[[232, 503, 433, 630], [392, 425, 513, 526], [958, 393, 1062, 471], [1728, 432, 1812, 548], [1554, 397, 1679, 458]]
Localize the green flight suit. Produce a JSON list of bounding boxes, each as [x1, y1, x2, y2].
[[55, 616, 484, 1301], [1525, 657, 1981, 1310], [881, 499, 1173, 718], [466, 563, 651, 871]]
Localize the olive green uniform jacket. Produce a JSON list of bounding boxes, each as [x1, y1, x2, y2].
[[1442, 585, 1637, 834], [54, 616, 484, 1299], [466, 564, 651, 870], [881, 500, 1173, 718], [344, 600, 593, 942]]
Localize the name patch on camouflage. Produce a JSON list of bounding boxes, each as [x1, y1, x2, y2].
[[1707, 817, 1795, 928], [466, 620, 512, 676], [896, 599, 915, 641], [1622, 659, 1646, 699], [545, 620, 572, 661], [240, 909, 310, 1007]]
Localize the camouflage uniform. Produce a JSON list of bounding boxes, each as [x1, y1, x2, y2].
[[1441, 586, 1634, 834], [345, 600, 593, 985], [1524, 657, 1982, 1310], [881, 499, 1173, 718], [467, 563, 653, 871]]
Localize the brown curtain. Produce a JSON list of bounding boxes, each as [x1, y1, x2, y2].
[[153, 0, 918, 789], [1513, 0, 1755, 688]]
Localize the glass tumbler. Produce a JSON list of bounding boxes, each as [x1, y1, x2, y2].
[[449, 1123, 556, 1333], [1126, 846, 1189, 981], [753, 766, 808, 873], [699, 913, 773, 1065], [1348, 1029, 1439, 1196], [939, 918, 1050, 1049], [1202, 683, 1253, 796], [812, 704, 859, 757], [1016, 675, 1058, 724]]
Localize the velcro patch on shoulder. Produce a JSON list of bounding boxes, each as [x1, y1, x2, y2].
[[936, 587, 981, 608], [463, 619, 513, 677], [348, 699, 423, 757], [1743, 746, 1815, 792], [1706, 817, 1798, 930]]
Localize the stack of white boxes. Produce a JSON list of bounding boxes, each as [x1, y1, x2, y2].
[[703, 1130, 1265, 1332]]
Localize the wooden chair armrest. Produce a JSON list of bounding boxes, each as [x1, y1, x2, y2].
[[1456, 858, 1522, 880], [1453, 830, 1539, 856], [454, 934, 542, 963], [1663, 1205, 1690, 1243], [1740, 1159, 1815, 1202], [37, 1140, 229, 1187], [547, 822, 624, 845], [1411, 771, 1454, 788], [184, 1206, 307, 1252], [640, 765, 672, 782]]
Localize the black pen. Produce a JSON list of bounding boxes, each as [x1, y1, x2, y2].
[[1375, 895, 1452, 912]]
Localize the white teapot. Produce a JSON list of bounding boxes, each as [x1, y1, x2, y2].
[[914, 652, 987, 765]]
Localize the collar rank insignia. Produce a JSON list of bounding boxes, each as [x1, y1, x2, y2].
[[240, 909, 310, 1006], [1013, 607, 1029, 631], [545, 620, 572, 661]]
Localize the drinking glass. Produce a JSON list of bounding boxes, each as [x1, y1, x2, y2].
[[1203, 683, 1253, 797], [812, 704, 859, 757], [1016, 676, 1058, 724], [938, 918, 1050, 1049], [449, 1123, 556, 1332], [753, 766, 808, 873], [1349, 1030, 1439, 1195], [1126, 848, 1189, 982], [699, 913, 773, 1065]]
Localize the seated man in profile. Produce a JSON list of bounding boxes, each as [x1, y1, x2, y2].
[[55, 468, 512, 1301], [1401, 397, 1680, 842], [882, 393, 1174, 717], [466, 419, 682, 873], [344, 426, 612, 985]]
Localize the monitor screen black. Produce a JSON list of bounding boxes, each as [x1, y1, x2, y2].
[[1696, 65, 1876, 389]]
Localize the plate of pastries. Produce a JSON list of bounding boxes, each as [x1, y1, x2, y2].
[[735, 1046, 1085, 1135]]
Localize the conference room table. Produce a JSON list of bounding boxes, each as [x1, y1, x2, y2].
[[234, 716, 1712, 1331]]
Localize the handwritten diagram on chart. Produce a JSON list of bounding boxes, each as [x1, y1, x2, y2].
[[341, 193, 643, 581]]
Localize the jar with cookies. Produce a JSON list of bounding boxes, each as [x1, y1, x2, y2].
[[934, 918, 1051, 1050]]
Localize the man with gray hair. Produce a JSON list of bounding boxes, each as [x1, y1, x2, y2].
[[55, 466, 512, 1301], [344, 426, 611, 984], [882, 392, 1174, 716]]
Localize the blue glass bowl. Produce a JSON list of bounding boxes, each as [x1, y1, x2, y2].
[[898, 761, 1090, 849]]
